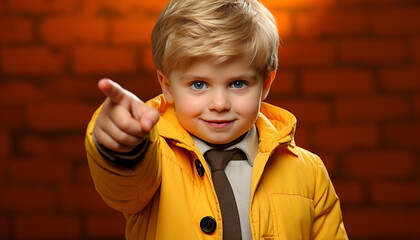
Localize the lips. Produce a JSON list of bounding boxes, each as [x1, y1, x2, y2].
[[203, 119, 234, 129]]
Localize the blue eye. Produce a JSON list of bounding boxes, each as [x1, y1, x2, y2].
[[191, 81, 207, 90], [231, 81, 245, 88]]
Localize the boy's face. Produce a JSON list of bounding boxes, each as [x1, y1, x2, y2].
[[158, 57, 274, 145]]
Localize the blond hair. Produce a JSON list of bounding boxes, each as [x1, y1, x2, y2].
[[151, 0, 279, 80]]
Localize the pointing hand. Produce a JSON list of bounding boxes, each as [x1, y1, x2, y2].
[[93, 79, 160, 153]]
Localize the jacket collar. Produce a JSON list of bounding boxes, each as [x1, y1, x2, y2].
[[146, 95, 197, 151], [257, 102, 298, 156]]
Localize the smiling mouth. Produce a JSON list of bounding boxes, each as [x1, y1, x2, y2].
[[203, 120, 234, 129]]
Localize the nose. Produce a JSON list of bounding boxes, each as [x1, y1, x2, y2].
[[209, 89, 230, 112]]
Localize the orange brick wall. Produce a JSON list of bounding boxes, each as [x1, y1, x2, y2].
[[1, 0, 419, 239]]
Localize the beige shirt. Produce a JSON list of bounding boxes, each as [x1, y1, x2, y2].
[[191, 125, 259, 240]]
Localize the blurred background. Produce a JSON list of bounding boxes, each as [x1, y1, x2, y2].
[[1, 0, 420, 239]]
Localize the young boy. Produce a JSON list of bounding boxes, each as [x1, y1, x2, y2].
[[85, 0, 348, 239]]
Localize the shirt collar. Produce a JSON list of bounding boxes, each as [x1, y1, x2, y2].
[[191, 125, 259, 166]]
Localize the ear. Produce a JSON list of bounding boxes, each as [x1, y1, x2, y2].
[[157, 70, 174, 104], [261, 71, 276, 100]]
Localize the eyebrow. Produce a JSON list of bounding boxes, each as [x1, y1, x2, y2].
[[230, 74, 258, 81], [180, 74, 258, 81]]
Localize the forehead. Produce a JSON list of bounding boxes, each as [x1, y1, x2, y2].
[[169, 56, 259, 81]]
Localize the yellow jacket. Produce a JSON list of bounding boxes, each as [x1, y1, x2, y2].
[[85, 95, 348, 240]]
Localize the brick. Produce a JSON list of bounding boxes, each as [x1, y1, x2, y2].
[[344, 208, 420, 238], [79, 0, 107, 15], [413, 37, 420, 64], [79, 0, 109, 15], [0, 215, 9, 238], [0, 131, 11, 158], [272, 11, 292, 37], [0, 1, 5, 13], [268, 71, 296, 95], [0, 185, 56, 211], [0, 18, 33, 43], [50, 77, 104, 100], [293, 125, 310, 150], [20, 135, 50, 157], [15, 214, 81, 239], [10, 159, 72, 184], [75, 163, 93, 185], [0, 106, 25, 128], [26, 101, 96, 132], [341, 0, 411, 6], [9, 0, 77, 13], [103, 0, 168, 14], [334, 181, 364, 205], [73, 47, 137, 75], [264, 0, 335, 8], [41, 16, 106, 45], [21, 134, 88, 159], [342, 150, 414, 178], [385, 122, 420, 148], [52, 134, 87, 159], [339, 39, 408, 65], [0, 81, 45, 104], [380, 68, 420, 92], [86, 213, 125, 238], [270, 99, 330, 124], [317, 152, 337, 175], [83, 0, 167, 15], [297, 10, 369, 37], [302, 69, 373, 95], [278, 41, 335, 67], [336, 96, 410, 121], [58, 183, 111, 212], [314, 124, 379, 151], [1, 47, 64, 75], [415, 95, 420, 118], [122, 76, 163, 101], [106, 0, 167, 13], [371, 181, 420, 205], [373, 8, 420, 35], [0, 132, 10, 179], [141, 44, 156, 73], [114, 77, 162, 102], [112, 16, 157, 45]]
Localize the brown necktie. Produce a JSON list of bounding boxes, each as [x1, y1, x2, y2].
[[204, 148, 246, 240]]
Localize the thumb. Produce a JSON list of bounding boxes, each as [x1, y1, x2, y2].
[[138, 105, 160, 132]]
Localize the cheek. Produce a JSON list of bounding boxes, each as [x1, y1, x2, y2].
[[174, 95, 205, 117], [234, 95, 261, 117]]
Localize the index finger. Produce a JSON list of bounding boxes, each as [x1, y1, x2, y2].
[[98, 78, 126, 104]]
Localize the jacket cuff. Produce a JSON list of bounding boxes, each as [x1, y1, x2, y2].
[[92, 132, 149, 168]]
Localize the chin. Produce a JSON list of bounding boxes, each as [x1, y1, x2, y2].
[[203, 138, 229, 145], [214, 140, 232, 145], [201, 134, 244, 148]]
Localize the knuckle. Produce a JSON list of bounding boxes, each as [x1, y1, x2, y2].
[[108, 143, 121, 152], [103, 139, 121, 152], [115, 131, 131, 145], [118, 117, 131, 131]]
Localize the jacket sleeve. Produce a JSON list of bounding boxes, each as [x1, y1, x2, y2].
[[85, 106, 162, 214], [312, 156, 348, 240]]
